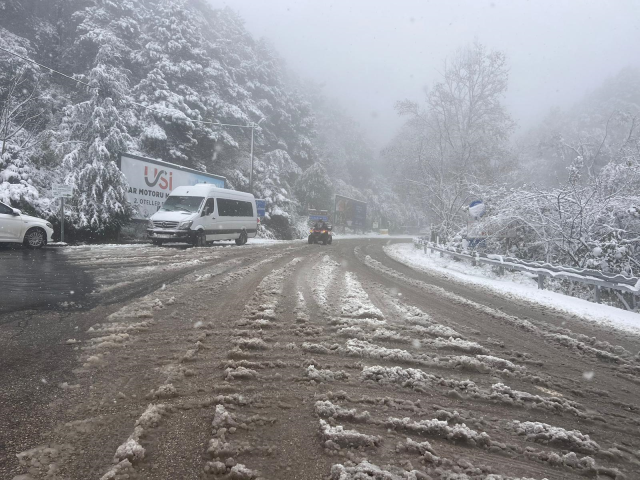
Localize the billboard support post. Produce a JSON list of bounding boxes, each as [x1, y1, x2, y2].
[[52, 184, 73, 242]]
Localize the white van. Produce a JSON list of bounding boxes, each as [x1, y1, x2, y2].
[[147, 185, 258, 246]]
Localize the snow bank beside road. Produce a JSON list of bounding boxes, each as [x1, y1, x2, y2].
[[385, 243, 640, 335]]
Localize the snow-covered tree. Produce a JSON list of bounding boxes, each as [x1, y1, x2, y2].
[[294, 163, 333, 212], [385, 42, 517, 240]]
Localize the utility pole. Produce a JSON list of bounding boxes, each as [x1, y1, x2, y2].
[[249, 126, 254, 192], [249, 117, 265, 194], [60, 197, 65, 243]]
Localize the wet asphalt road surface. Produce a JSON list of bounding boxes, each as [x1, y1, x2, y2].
[[1, 239, 640, 480], [0, 245, 94, 316]]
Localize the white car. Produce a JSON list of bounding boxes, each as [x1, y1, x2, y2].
[[0, 201, 54, 248], [147, 184, 259, 246]]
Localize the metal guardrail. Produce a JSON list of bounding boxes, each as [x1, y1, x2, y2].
[[413, 239, 639, 311]]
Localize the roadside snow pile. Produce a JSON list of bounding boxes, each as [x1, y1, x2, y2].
[[341, 272, 385, 319], [212, 404, 238, 430], [114, 438, 145, 462], [101, 404, 168, 479], [344, 339, 415, 363], [312, 256, 339, 311], [206, 405, 262, 478], [330, 460, 424, 479], [390, 301, 463, 339], [295, 291, 310, 323], [437, 355, 523, 374], [15, 445, 74, 479], [319, 419, 382, 449], [193, 258, 244, 282], [410, 323, 462, 339], [204, 460, 261, 479], [88, 320, 153, 334], [233, 338, 270, 350], [236, 257, 301, 335], [366, 251, 636, 367], [315, 400, 371, 422], [225, 366, 259, 380], [385, 416, 492, 447], [361, 365, 478, 394], [370, 328, 410, 342], [399, 437, 440, 464], [85, 333, 130, 350], [302, 342, 340, 354], [541, 332, 629, 363], [490, 384, 589, 418], [430, 337, 488, 354], [512, 421, 600, 454], [386, 243, 640, 335], [149, 383, 178, 399], [475, 355, 524, 372], [307, 365, 350, 382]]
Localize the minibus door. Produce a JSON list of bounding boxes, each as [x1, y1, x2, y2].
[[201, 198, 220, 241]]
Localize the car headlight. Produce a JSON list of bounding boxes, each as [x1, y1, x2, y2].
[[178, 220, 193, 230], [46, 222, 53, 229], [148, 220, 154, 229]]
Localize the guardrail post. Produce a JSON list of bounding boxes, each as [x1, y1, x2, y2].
[[594, 286, 601, 304], [537, 274, 545, 290], [498, 265, 504, 276], [630, 294, 636, 311], [423, 244, 427, 254], [472, 254, 477, 267]]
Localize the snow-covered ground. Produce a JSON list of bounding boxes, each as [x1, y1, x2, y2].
[[62, 238, 295, 250], [333, 233, 414, 240], [386, 243, 640, 335]]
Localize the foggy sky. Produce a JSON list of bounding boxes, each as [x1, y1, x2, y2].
[[215, 0, 640, 148]]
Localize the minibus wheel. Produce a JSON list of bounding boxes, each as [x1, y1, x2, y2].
[[194, 231, 206, 247], [235, 231, 247, 246]]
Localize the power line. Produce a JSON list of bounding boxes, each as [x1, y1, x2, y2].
[[0, 45, 258, 129]]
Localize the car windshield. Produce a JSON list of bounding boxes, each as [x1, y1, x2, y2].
[[159, 196, 204, 213]]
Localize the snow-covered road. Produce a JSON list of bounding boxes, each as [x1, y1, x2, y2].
[[2, 238, 640, 479]]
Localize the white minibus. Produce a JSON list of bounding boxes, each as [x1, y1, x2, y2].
[[147, 184, 258, 246]]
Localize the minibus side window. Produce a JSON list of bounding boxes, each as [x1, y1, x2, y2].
[[218, 198, 230, 216], [202, 198, 215, 216]]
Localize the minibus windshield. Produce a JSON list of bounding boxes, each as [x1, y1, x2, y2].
[[159, 196, 204, 213]]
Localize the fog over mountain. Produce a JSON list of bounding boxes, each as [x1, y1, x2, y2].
[[222, 0, 640, 147]]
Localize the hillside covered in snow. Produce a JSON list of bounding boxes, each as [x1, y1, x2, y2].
[[0, 0, 417, 239]]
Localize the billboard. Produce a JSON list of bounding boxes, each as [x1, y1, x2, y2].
[[334, 195, 367, 228], [309, 209, 329, 222], [118, 153, 226, 220]]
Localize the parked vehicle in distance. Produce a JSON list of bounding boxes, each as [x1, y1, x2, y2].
[[0, 201, 54, 248], [147, 184, 258, 246], [308, 220, 333, 245]]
